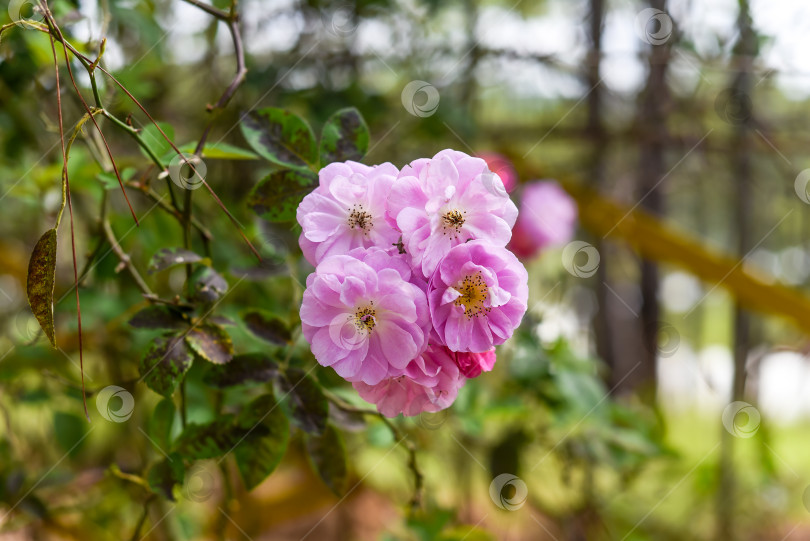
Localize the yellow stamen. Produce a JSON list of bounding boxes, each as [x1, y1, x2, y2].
[[453, 272, 491, 319]]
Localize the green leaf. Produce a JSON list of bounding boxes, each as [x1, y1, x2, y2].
[[147, 454, 185, 501], [278, 367, 328, 435], [129, 305, 188, 331], [239, 107, 317, 169], [203, 353, 280, 388], [233, 393, 290, 491], [173, 142, 259, 160], [319, 107, 370, 165], [140, 335, 194, 397], [147, 248, 203, 274], [26, 228, 57, 347], [139, 122, 175, 162], [148, 397, 176, 450], [305, 424, 348, 496], [242, 310, 291, 346], [173, 416, 240, 459], [190, 267, 228, 303], [172, 393, 289, 481], [53, 411, 88, 458], [185, 324, 234, 365], [247, 169, 318, 223]]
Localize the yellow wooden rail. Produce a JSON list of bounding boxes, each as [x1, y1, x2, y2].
[[556, 178, 810, 335]]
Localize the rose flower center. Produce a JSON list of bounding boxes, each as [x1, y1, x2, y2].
[[442, 209, 466, 233], [453, 272, 490, 318], [354, 305, 377, 333], [347, 204, 373, 234]]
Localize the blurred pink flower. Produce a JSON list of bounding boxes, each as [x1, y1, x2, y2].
[[297, 161, 400, 266], [428, 240, 529, 352], [509, 180, 577, 260], [300, 248, 430, 385], [388, 149, 518, 278], [453, 349, 496, 378], [353, 344, 466, 417], [477, 152, 517, 193]]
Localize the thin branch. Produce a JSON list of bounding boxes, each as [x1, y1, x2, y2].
[[45, 26, 259, 260], [124, 180, 213, 242], [180, 0, 230, 20], [129, 496, 156, 541], [47, 30, 89, 422], [194, 13, 248, 154], [94, 62, 260, 260], [40, 2, 140, 226], [186, 0, 249, 286], [324, 390, 424, 513], [102, 217, 153, 297]]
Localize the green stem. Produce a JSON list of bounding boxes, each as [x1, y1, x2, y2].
[[55, 108, 105, 228], [102, 112, 165, 168], [183, 185, 194, 297], [103, 111, 180, 210], [179, 379, 188, 429], [323, 390, 423, 513]]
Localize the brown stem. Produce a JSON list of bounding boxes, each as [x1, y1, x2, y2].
[[40, 2, 140, 227], [42, 18, 259, 260], [181, 0, 230, 20], [102, 219, 153, 297], [47, 31, 89, 422], [124, 181, 213, 242]]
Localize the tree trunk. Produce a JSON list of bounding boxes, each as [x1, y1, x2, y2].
[[716, 1, 757, 539], [634, 0, 672, 403]]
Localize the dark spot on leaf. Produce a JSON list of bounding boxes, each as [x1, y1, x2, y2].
[[243, 310, 292, 345], [247, 169, 318, 223], [185, 324, 234, 365], [140, 335, 195, 397], [203, 353, 280, 388]]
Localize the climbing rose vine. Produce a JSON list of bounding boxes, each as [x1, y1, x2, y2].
[[298, 149, 529, 417]]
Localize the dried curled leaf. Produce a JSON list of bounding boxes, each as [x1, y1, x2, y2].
[[26, 229, 57, 347]]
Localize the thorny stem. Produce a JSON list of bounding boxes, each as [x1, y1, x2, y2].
[[324, 390, 424, 513]]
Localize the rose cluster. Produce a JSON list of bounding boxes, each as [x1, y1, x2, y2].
[[297, 149, 529, 417]]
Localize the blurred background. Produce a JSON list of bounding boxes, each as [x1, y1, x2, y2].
[[2, 0, 810, 539]]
